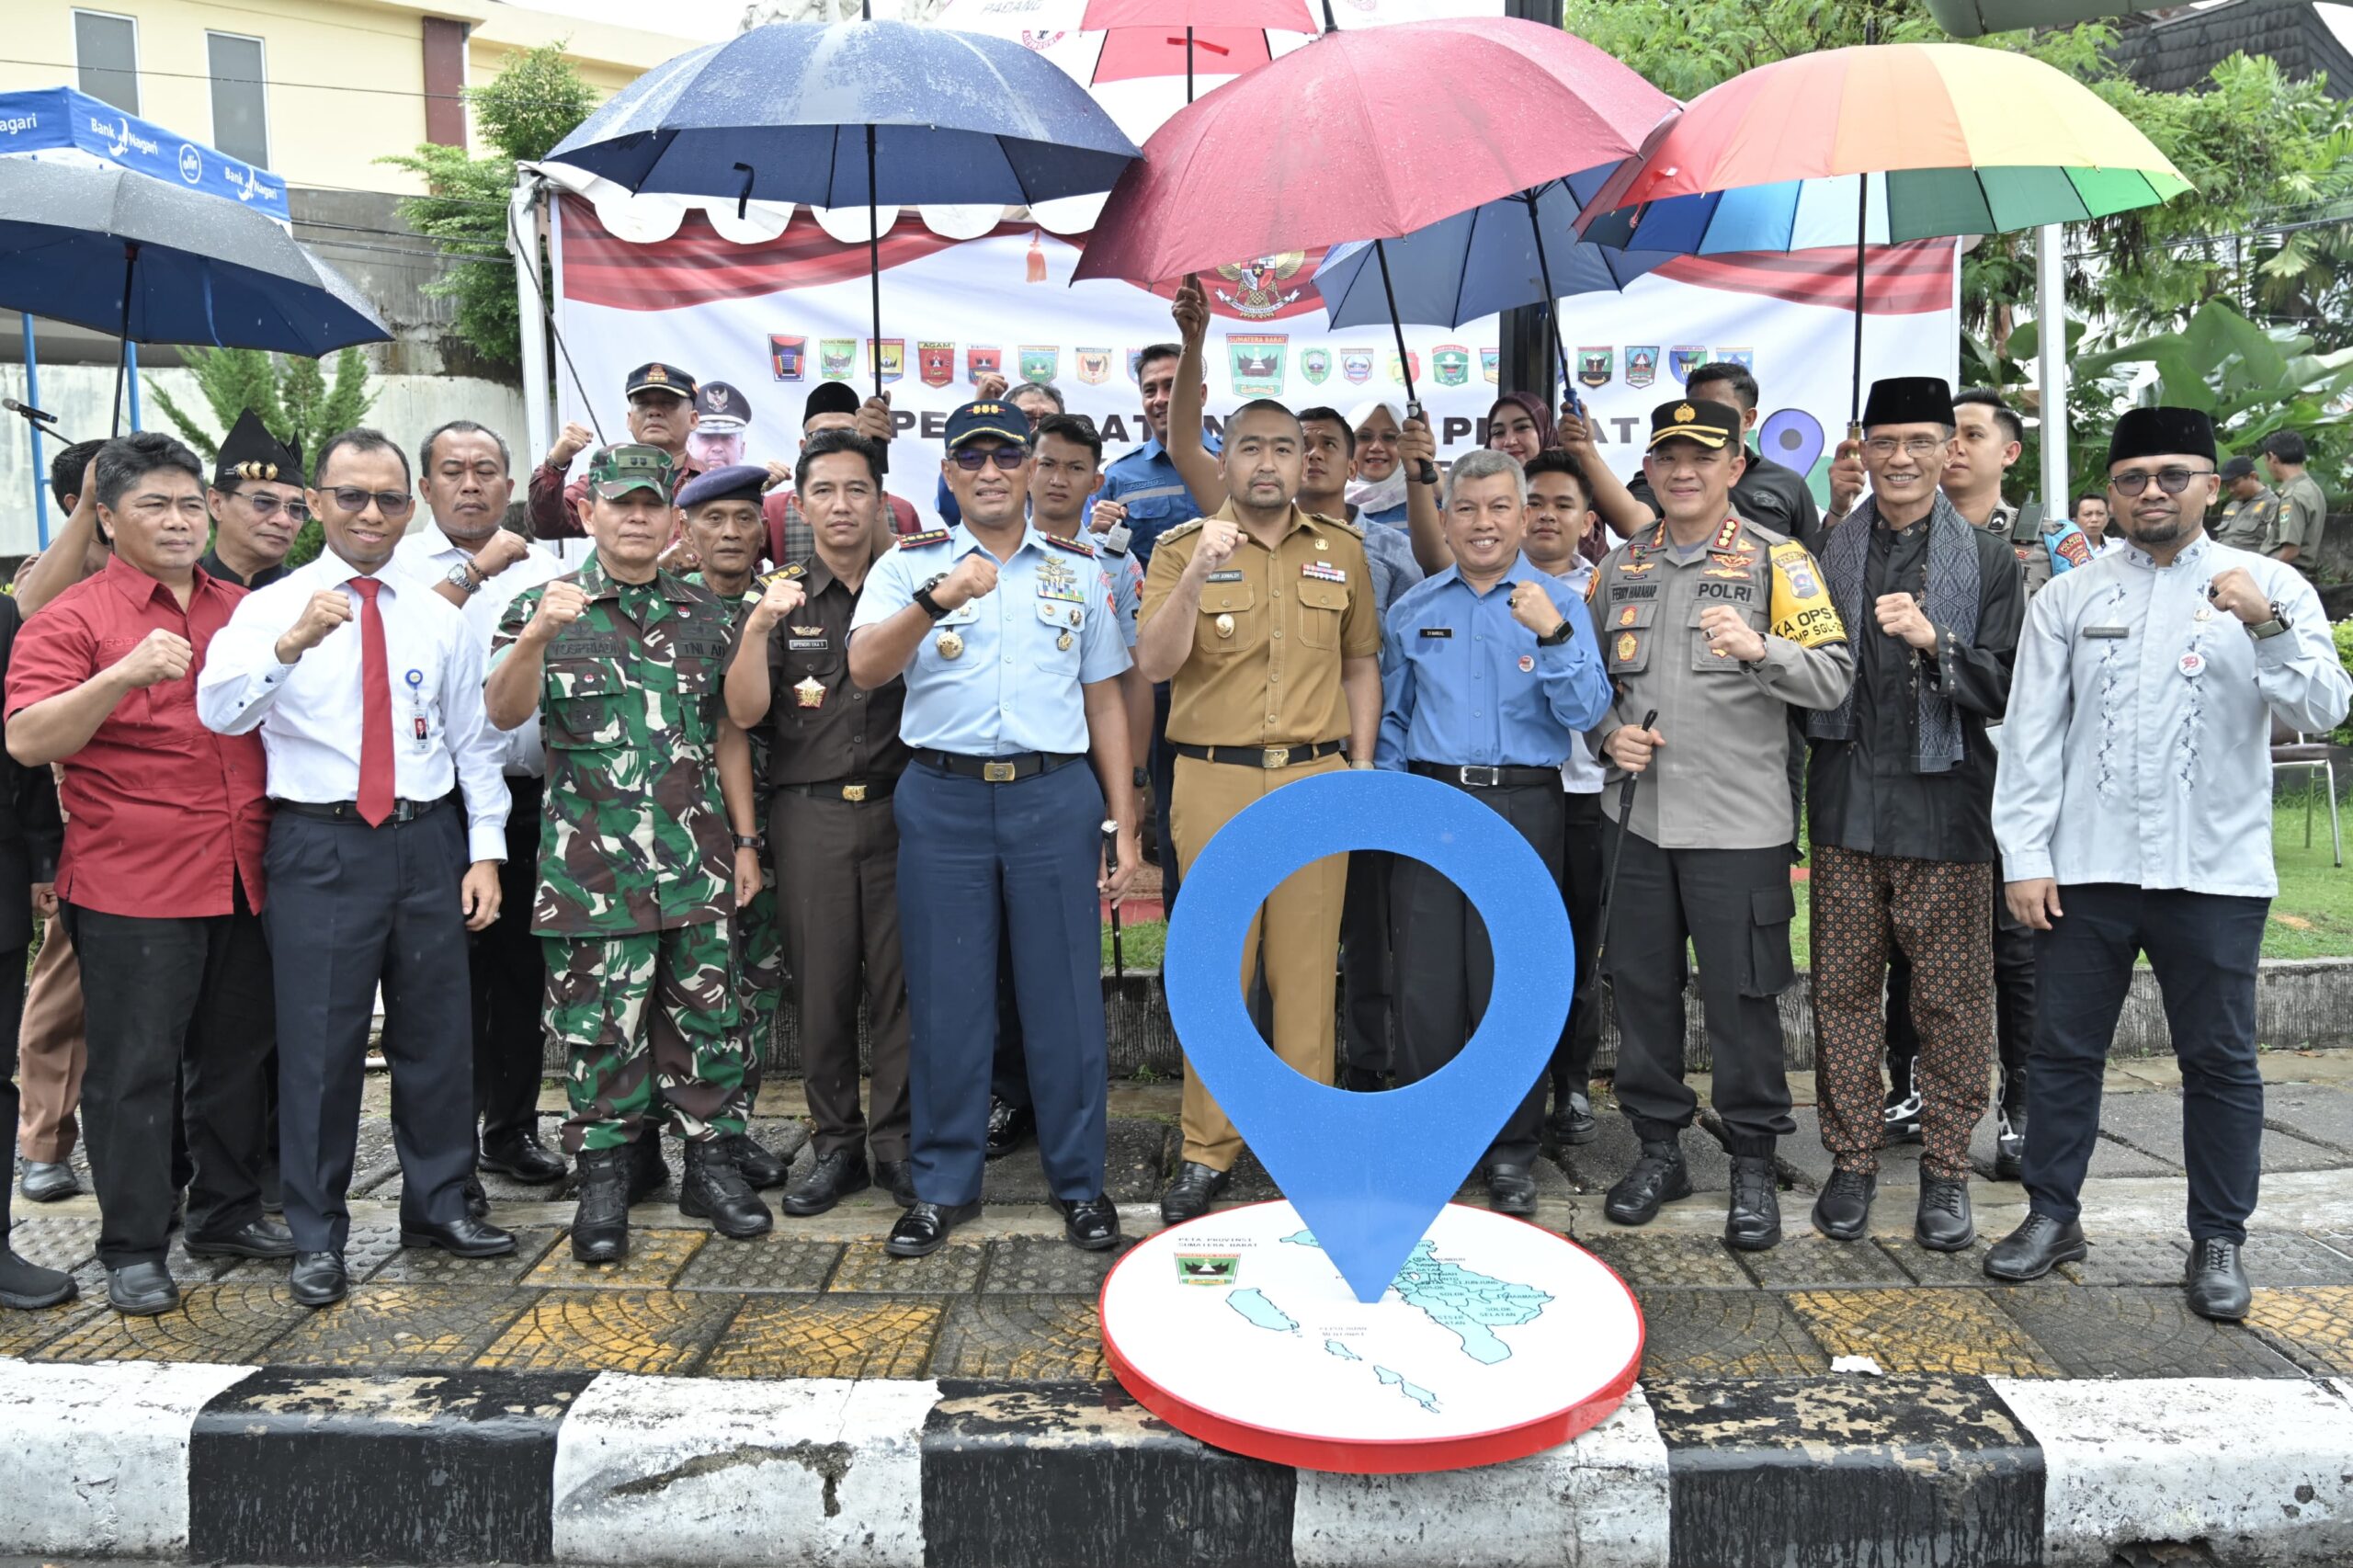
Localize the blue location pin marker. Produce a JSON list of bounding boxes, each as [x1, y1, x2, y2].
[[1758, 406, 1827, 489], [1164, 769, 1574, 1304]]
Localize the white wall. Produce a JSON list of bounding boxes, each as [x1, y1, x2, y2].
[[0, 362, 529, 556]]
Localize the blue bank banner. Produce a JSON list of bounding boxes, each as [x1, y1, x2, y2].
[[0, 87, 290, 222]]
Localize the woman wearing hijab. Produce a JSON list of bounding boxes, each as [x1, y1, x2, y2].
[[1346, 401, 1412, 530]]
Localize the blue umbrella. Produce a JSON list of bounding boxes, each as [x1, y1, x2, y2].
[[549, 18, 1141, 401], [0, 158, 390, 431], [1313, 176, 1677, 414]]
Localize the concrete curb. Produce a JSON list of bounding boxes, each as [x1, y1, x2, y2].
[[5, 1358, 2350, 1566]]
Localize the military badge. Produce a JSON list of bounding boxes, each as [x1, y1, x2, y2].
[[1215, 613, 1235, 639], [919, 341, 955, 388], [1018, 346, 1060, 384], [820, 339, 857, 381], [1301, 348, 1332, 386], [769, 335, 807, 381], [1229, 334, 1287, 397], [1076, 347, 1112, 385], [1615, 631, 1638, 663], [1433, 346, 1470, 387], [1577, 347, 1613, 390], [1617, 605, 1639, 627], [793, 676, 825, 709], [936, 630, 965, 659], [1341, 349, 1374, 385], [869, 339, 904, 385], [1056, 631, 1074, 651], [1625, 346, 1658, 390], [1668, 347, 1709, 386], [1213, 255, 1307, 320], [966, 347, 1002, 384], [790, 625, 823, 637]]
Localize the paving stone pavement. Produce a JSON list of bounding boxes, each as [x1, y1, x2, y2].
[[8, 1064, 2353, 1390]]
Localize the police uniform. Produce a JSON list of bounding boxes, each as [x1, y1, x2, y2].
[[1141, 499, 1381, 1186], [1376, 549, 1612, 1201], [847, 404, 1131, 1218], [1588, 401, 1854, 1246]]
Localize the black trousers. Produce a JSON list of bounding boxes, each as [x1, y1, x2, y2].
[[0, 939, 31, 1244], [1886, 897, 2034, 1112], [1602, 825, 1797, 1153], [1340, 849, 1395, 1076], [1149, 680, 1180, 912], [1391, 782, 1560, 1167], [68, 886, 272, 1267], [2023, 883, 2268, 1244], [265, 805, 475, 1251], [1549, 790, 1604, 1103], [471, 776, 547, 1143]]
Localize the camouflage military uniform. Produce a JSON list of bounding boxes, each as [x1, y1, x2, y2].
[[689, 571, 782, 1124], [493, 555, 745, 1153]]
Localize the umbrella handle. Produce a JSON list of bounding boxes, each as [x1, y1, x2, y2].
[[1370, 238, 1440, 487]]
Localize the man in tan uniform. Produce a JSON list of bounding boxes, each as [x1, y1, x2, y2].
[[1138, 399, 1382, 1223]]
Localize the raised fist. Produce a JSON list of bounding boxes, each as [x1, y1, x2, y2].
[[113, 628, 193, 689], [1189, 517, 1241, 575], [528, 580, 591, 642], [747, 574, 808, 633], [276, 590, 354, 664], [974, 371, 1010, 403], [938, 553, 998, 609], [1508, 580, 1566, 639], [548, 422, 596, 469], [472, 529, 533, 580]]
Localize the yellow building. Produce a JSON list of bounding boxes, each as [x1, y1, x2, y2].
[[0, 0, 691, 195]]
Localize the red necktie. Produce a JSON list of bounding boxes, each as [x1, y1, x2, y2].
[[348, 577, 394, 826]]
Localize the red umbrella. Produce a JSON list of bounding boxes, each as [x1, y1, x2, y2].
[[1081, 0, 1313, 97], [1074, 16, 1674, 476]]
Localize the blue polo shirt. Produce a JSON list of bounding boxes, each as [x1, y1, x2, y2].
[[1097, 428, 1219, 567]]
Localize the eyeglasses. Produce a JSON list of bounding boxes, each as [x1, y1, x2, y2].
[[238, 491, 310, 523], [1864, 437, 1949, 460], [2109, 467, 2214, 496], [951, 446, 1029, 472], [323, 486, 415, 517]]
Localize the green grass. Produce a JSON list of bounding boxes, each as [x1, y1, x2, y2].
[[1101, 917, 1167, 971]]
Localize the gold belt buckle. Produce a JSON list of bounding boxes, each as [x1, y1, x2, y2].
[[842, 783, 868, 802], [1263, 745, 1291, 768], [983, 761, 1018, 783]]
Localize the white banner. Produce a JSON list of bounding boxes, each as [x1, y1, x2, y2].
[[552, 199, 1959, 525]]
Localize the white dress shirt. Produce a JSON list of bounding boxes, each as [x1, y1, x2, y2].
[[392, 522, 574, 778], [197, 548, 510, 863], [1995, 535, 2348, 898]]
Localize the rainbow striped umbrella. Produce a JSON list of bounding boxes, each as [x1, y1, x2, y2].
[[1575, 43, 2190, 424]]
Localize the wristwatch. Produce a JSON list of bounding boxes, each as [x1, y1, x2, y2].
[[444, 561, 483, 597], [914, 574, 951, 620], [1535, 618, 1574, 647], [732, 833, 764, 850], [2248, 600, 2293, 641], [1131, 766, 1149, 789]]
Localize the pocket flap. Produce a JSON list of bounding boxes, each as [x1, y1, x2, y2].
[[1751, 882, 1797, 926], [1297, 578, 1348, 612]]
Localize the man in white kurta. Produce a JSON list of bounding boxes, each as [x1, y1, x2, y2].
[[1986, 406, 2349, 1322]]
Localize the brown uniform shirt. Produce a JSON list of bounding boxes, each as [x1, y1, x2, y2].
[[751, 553, 911, 786], [1141, 502, 1381, 747]]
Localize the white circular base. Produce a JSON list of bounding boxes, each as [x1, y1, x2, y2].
[[1101, 1200, 1644, 1473]]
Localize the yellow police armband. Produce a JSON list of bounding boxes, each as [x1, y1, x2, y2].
[[1768, 540, 1845, 650]]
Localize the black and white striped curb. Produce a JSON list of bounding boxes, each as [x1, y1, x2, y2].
[[3, 1359, 2349, 1566]]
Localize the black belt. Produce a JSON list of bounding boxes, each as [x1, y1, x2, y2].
[[916, 750, 1083, 783], [272, 793, 453, 825], [1409, 761, 1562, 790], [777, 776, 899, 802], [1171, 739, 1347, 770]]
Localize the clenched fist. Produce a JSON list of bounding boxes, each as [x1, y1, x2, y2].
[[1556, 409, 1599, 459], [1873, 592, 1938, 651], [1826, 438, 1866, 519], [855, 393, 894, 447], [2206, 566, 2271, 625], [1604, 723, 1664, 774], [274, 590, 354, 665], [746, 574, 808, 634], [113, 628, 193, 689], [1508, 580, 1567, 639], [974, 371, 1009, 403], [1089, 498, 1128, 537], [1398, 417, 1439, 483], [1187, 517, 1241, 577], [937, 553, 998, 610], [472, 529, 533, 580], [1699, 604, 1766, 664], [525, 580, 591, 643], [547, 422, 597, 470]]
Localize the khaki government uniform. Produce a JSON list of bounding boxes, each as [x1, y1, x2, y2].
[[2212, 486, 2280, 553], [1141, 501, 1381, 1170]]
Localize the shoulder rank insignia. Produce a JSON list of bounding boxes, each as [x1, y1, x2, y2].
[[1312, 510, 1365, 538], [1634, 521, 1667, 555], [1041, 533, 1097, 558], [760, 563, 808, 585], [1155, 517, 1206, 545], [898, 529, 951, 550], [1709, 515, 1745, 553]]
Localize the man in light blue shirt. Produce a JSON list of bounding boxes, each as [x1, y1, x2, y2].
[[847, 402, 1142, 1261], [1377, 449, 1611, 1215], [1987, 406, 2350, 1322]]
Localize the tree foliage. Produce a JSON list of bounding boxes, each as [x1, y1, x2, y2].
[[146, 347, 374, 566], [380, 42, 597, 372]]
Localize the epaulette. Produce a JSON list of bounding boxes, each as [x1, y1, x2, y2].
[[1155, 517, 1206, 545], [1309, 510, 1365, 538], [898, 529, 951, 550], [761, 562, 807, 584], [1041, 533, 1097, 558]]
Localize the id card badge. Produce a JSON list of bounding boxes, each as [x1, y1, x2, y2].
[[404, 668, 431, 755]]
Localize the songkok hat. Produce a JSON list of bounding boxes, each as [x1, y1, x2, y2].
[[212, 408, 304, 490], [675, 463, 767, 511], [804, 381, 862, 422], [1860, 376, 1956, 430], [2108, 407, 2217, 469]]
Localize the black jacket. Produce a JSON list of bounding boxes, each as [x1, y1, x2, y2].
[[0, 595, 64, 951]]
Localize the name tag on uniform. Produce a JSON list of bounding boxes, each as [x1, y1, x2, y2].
[[2084, 626, 2131, 640], [1206, 569, 1245, 583], [787, 637, 829, 651], [1419, 627, 1453, 639], [1302, 562, 1347, 584]]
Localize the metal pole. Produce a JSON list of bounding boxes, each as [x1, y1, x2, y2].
[[1849, 179, 1868, 438], [126, 342, 142, 432], [23, 312, 48, 550], [1523, 189, 1578, 415], [2036, 222, 2068, 510], [1372, 238, 1439, 487], [1186, 26, 1195, 102], [508, 178, 553, 472]]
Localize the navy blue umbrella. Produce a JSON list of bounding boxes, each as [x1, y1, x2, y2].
[[0, 158, 390, 432], [548, 17, 1140, 399], [1313, 176, 1677, 414]]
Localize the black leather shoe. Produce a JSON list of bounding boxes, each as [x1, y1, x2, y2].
[[0, 1246, 75, 1310], [726, 1133, 789, 1191], [2185, 1236, 2252, 1322], [1603, 1139, 1692, 1226], [1053, 1194, 1121, 1251], [571, 1147, 631, 1264], [18, 1161, 78, 1202], [781, 1150, 870, 1218], [1484, 1164, 1538, 1218], [288, 1250, 347, 1309], [183, 1217, 297, 1261], [1984, 1212, 2086, 1282], [1159, 1161, 1231, 1225], [107, 1261, 179, 1316], [401, 1215, 517, 1258], [462, 1171, 491, 1221], [626, 1135, 669, 1204], [983, 1098, 1036, 1161], [1810, 1168, 1876, 1242], [680, 1140, 773, 1239], [874, 1159, 916, 1208], [1725, 1154, 1781, 1252], [1545, 1091, 1597, 1148], [1993, 1107, 2027, 1183], [480, 1130, 567, 1186], [1915, 1176, 1974, 1252], [886, 1199, 981, 1257]]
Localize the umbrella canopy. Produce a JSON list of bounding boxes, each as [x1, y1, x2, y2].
[[545, 20, 1141, 209], [1074, 17, 1675, 289], [1081, 0, 1313, 89], [0, 157, 390, 355]]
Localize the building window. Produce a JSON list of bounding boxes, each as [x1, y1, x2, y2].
[[207, 32, 268, 167], [73, 10, 139, 115]]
